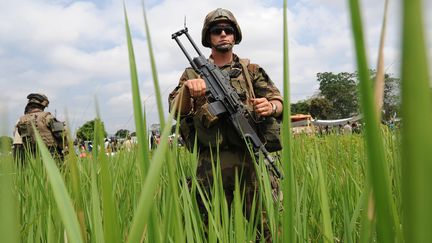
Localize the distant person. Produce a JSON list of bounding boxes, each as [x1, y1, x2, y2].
[[351, 122, 361, 134], [79, 143, 87, 158], [87, 141, 93, 152], [338, 124, 343, 134], [13, 93, 67, 162], [111, 137, 118, 152], [73, 139, 80, 155], [104, 138, 111, 153], [343, 121, 352, 134], [324, 125, 330, 135], [123, 135, 133, 152]]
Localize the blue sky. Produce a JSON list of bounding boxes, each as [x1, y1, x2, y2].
[[0, 0, 431, 136]]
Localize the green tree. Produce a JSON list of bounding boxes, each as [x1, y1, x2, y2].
[[0, 136, 13, 148], [382, 75, 401, 121], [291, 100, 310, 115], [317, 72, 359, 119], [309, 97, 333, 119], [76, 118, 107, 141], [115, 129, 130, 138], [368, 71, 401, 121]]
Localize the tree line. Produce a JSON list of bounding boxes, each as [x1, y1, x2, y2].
[[75, 119, 134, 141], [291, 70, 401, 121]]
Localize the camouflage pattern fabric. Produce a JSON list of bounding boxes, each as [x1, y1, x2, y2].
[[169, 54, 282, 149], [169, 53, 282, 241], [196, 147, 281, 242], [195, 147, 257, 223], [17, 111, 57, 147], [169, 54, 282, 115], [14, 110, 65, 161]]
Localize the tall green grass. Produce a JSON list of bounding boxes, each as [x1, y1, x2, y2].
[[0, 126, 403, 242], [281, 0, 295, 242], [0, 135, 20, 243], [124, 5, 161, 242], [33, 124, 84, 243], [0, 1, 430, 242], [348, 0, 400, 242], [401, 0, 432, 242]]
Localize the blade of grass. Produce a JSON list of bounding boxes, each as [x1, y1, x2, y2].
[[342, 195, 353, 243], [349, 185, 367, 238], [94, 110, 122, 243], [401, 0, 432, 242], [255, 156, 277, 239], [233, 170, 246, 243], [141, 0, 165, 129], [64, 110, 87, 241], [123, 2, 150, 177], [90, 154, 105, 243], [161, 147, 184, 242], [126, 114, 174, 243], [315, 144, 334, 242], [347, 0, 399, 241], [359, 186, 374, 242], [373, 0, 389, 118], [33, 126, 83, 243], [124, 3, 162, 242], [0, 136, 20, 243], [282, 0, 295, 242]]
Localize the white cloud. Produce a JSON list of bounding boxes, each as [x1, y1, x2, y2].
[[0, 0, 430, 136]]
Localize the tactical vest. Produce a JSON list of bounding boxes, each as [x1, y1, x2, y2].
[[180, 58, 282, 152], [17, 111, 57, 147]]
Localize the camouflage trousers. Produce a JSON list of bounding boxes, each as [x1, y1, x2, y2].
[[195, 147, 281, 241]]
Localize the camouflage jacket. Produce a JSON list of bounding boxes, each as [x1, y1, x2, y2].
[[169, 54, 282, 149], [14, 110, 65, 148]]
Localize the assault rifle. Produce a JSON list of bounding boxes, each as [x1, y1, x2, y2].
[[172, 28, 283, 179]]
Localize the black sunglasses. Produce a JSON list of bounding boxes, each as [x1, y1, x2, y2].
[[209, 25, 235, 35]]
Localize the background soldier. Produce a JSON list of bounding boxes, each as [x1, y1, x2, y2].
[[169, 8, 283, 241], [13, 93, 67, 162]]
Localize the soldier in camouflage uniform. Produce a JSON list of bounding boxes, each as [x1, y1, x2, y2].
[[169, 8, 283, 240], [13, 93, 67, 162]]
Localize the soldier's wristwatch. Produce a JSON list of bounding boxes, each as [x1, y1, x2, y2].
[[271, 102, 277, 116]]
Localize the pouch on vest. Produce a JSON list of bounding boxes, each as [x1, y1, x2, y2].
[[50, 119, 65, 139], [259, 116, 282, 152], [50, 120, 64, 133], [196, 103, 219, 128], [17, 121, 35, 145], [193, 113, 223, 148]]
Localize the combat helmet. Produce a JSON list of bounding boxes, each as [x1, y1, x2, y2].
[[27, 93, 49, 108], [201, 8, 242, 48]]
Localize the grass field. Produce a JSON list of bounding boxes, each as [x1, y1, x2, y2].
[[0, 131, 401, 242], [1, 0, 431, 242]]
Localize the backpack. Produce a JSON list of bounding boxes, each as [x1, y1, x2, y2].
[[17, 112, 63, 148]]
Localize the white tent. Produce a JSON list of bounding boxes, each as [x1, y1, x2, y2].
[[312, 115, 362, 126]]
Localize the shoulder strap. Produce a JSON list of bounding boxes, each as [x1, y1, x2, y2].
[[239, 58, 256, 99]]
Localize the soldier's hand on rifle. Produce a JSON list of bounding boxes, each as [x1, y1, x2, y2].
[[184, 79, 207, 98], [252, 98, 273, 117]]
